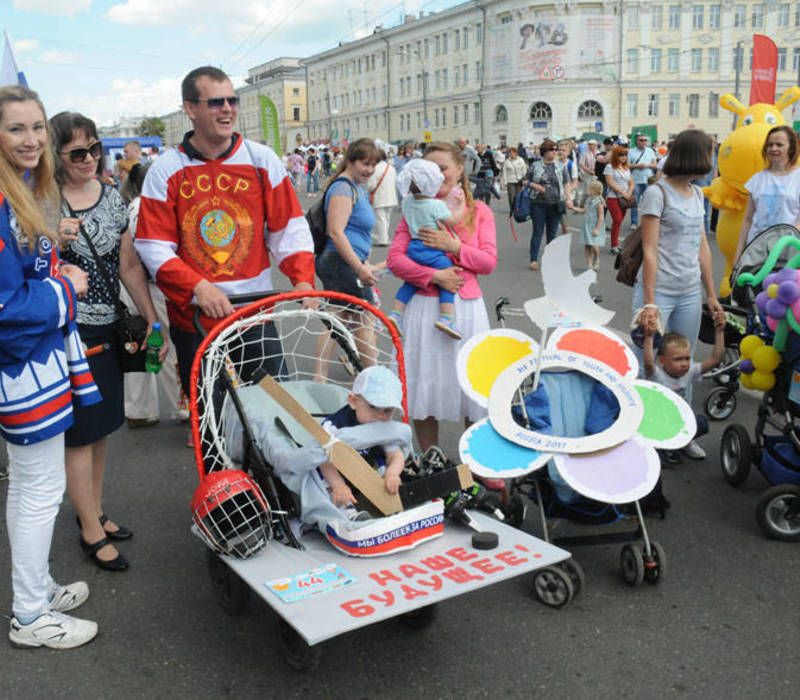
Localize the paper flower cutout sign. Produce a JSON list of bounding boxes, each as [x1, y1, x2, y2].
[[457, 235, 694, 505]]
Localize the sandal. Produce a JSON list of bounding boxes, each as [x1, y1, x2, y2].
[[99, 513, 133, 540], [80, 536, 129, 572]]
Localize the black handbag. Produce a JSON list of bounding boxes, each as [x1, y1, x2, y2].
[[73, 216, 149, 373]]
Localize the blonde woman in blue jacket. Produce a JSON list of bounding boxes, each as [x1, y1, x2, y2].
[[0, 86, 100, 650]]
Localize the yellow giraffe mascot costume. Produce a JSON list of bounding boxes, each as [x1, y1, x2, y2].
[[704, 87, 800, 297]]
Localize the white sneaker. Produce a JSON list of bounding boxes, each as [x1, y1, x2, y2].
[[9, 610, 98, 650], [683, 440, 706, 460], [48, 581, 89, 613]]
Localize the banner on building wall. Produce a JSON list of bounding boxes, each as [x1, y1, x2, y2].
[[260, 95, 281, 155], [487, 15, 618, 85], [749, 34, 777, 106]]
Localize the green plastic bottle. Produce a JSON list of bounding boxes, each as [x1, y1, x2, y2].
[[145, 322, 164, 374]]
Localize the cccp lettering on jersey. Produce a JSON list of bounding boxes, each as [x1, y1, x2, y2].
[[179, 172, 250, 199]]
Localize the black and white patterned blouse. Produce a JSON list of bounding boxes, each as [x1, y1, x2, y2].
[[60, 183, 128, 326]]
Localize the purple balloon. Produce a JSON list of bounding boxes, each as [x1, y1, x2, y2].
[[778, 281, 800, 304], [764, 273, 780, 288], [756, 290, 769, 311], [775, 268, 798, 284], [766, 298, 787, 318], [739, 359, 755, 374]]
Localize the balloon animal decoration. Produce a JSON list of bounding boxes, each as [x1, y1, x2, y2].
[[703, 87, 800, 297]]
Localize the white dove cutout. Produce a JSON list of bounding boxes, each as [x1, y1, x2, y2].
[[523, 234, 615, 332], [456, 235, 696, 505]]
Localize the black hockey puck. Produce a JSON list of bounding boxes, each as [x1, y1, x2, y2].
[[472, 531, 499, 550]]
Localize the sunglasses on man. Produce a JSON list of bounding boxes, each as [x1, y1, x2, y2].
[[190, 96, 240, 109], [61, 141, 103, 163]]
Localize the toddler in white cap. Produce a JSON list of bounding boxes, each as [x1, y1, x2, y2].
[[390, 158, 462, 339], [319, 365, 408, 507]]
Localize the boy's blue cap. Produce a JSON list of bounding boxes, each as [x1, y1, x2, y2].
[[352, 366, 403, 410]]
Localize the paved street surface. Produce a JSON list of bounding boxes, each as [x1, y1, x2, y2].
[[1, 190, 798, 699]]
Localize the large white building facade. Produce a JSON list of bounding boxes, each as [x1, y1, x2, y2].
[[303, 0, 800, 146]]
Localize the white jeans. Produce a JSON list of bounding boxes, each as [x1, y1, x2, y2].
[[120, 282, 184, 420], [372, 206, 394, 245], [6, 434, 65, 620]]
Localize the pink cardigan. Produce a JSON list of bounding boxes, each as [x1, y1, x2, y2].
[[386, 199, 497, 299]]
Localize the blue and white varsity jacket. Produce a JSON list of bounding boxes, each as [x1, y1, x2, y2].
[[0, 193, 101, 445]]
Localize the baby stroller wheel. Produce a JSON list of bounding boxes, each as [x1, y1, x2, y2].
[[755, 484, 800, 541], [557, 558, 586, 597], [532, 566, 574, 608], [704, 387, 737, 421], [398, 604, 439, 629], [205, 549, 250, 615], [277, 618, 321, 672], [642, 541, 667, 585], [720, 424, 752, 486], [620, 544, 644, 586]]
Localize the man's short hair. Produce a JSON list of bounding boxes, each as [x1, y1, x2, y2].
[[182, 66, 230, 103], [587, 139, 598, 145], [124, 139, 141, 153]]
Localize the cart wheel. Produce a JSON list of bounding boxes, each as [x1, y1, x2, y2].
[[755, 485, 800, 541], [398, 604, 438, 629], [557, 558, 586, 598], [620, 544, 645, 587], [720, 424, 752, 486], [277, 618, 321, 672], [704, 387, 737, 421], [642, 541, 667, 585], [532, 566, 574, 608], [205, 549, 250, 615], [504, 493, 526, 528]]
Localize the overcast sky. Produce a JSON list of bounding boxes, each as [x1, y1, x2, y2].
[[4, 0, 457, 126]]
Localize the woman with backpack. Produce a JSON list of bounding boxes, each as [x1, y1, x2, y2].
[[525, 138, 571, 271], [314, 138, 381, 380], [501, 146, 527, 216]]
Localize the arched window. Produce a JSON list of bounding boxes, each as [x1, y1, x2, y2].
[[578, 100, 603, 119], [529, 101, 552, 120], [495, 105, 508, 123]]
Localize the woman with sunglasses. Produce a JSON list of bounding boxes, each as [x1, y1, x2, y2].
[[0, 86, 99, 648], [524, 138, 571, 270], [51, 111, 164, 572]]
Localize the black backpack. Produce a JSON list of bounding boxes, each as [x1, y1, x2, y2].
[[305, 176, 358, 256]]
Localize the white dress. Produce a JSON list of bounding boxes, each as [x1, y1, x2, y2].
[[400, 294, 490, 422]]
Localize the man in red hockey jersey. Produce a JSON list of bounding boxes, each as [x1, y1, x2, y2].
[[135, 66, 315, 393]]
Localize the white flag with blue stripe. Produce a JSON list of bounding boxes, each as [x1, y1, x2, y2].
[[1, 31, 28, 87]]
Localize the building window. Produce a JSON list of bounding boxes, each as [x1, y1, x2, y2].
[[474, 102, 480, 124], [455, 28, 460, 50], [627, 49, 639, 74], [778, 4, 789, 28], [292, 106, 300, 121], [709, 4, 720, 29], [435, 35, 441, 55], [647, 93, 659, 117], [435, 70, 441, 90], [778, 48, 787, 71], [453, 106, 458, 125], [734, 4, 746, 28], [668, 93, 680, 117], [708, 48, 719, 71], [626, 94, 638, 118], [709, 93, 719, 118], [434, 108, 439, 128], [463, 26, 469, 48], [416, 112, 421, 128], [443, 69, 448, 89], [668, 5, 680, 29], [443, 33, 448, 53], [500, 14, 512, 25], [650, 48, 662, 72], [476, 60, 482, 81], [688, 93, 699, 118], [577, 100, 603, 119], [292, 87, 300, 96], [667, 48, 679, 71], [751, 4, 763, 28], [454, 69, 459, 88], [424, 39, 429, 58], [495, 105, 508, 123], [794, 48, 800, 72], [651, 5, 663, 29], [463, 104, 469, 124], [477, 23, 482, 44], [734, 45, 744, 71], [529, 101, 552, 120], [399, 114, 404, 132], [628, 6, 639, 29], [463, 64, 469, 82], [691, 49, 702, 72], [692, 5, 703, 29], [441, 108, 446, 127], [399, 80, 404, 97]]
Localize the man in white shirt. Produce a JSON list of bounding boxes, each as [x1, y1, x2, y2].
[[628, 133, 657, 226]]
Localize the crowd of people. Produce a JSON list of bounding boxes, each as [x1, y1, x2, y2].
[[3, 62, 800, 651]]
